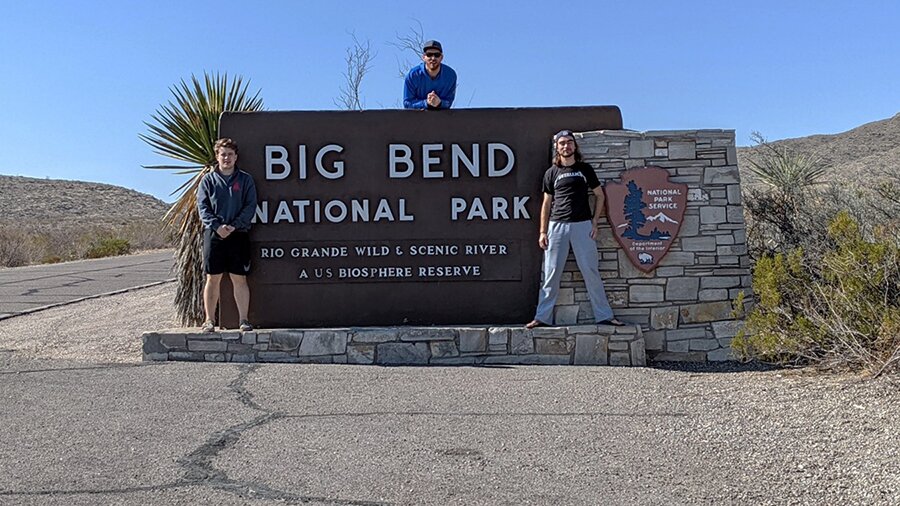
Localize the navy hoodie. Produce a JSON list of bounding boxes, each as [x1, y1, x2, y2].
[[196, 167, 257, 232]]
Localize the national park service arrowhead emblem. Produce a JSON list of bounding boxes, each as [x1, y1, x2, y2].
[[604, 166, 688, 272]]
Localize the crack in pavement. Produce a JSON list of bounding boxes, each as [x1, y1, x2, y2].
[[174, 364, 388, 505], [58, 275, 93, 288], [0, 483, 186, 498], [228, 362, 268, 412], [0, 363, 388, 505], [0, 363, 687, 503], [14, 275, 92, 297], [279, 410, 692, 419]]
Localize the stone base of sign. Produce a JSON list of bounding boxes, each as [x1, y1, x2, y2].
[[142, 324, 646, 366]]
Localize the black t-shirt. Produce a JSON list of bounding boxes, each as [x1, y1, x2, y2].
[[542, 161, 601, 222]]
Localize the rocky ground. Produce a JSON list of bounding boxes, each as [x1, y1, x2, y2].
[[737, 112, 900, 187], [0, 175, 172, 267], [0, 175, 169, 227]]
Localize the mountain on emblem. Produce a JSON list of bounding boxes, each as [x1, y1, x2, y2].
[[603, 166, 688, 272], [646, 212, 679, 224]]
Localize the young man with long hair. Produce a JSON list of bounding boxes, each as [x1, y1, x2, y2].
[[526, 130, 624, 329]]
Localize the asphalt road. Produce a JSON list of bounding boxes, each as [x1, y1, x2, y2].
[[0, 356, 897, 505], [0, 251, 174, 319]]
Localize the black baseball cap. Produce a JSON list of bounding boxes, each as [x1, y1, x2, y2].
[[423, 40, 443, 53], [553, 130, 575, 141]]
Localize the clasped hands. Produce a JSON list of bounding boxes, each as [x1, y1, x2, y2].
[[216, 224, 236, 238], [426, 91, 442, 108]]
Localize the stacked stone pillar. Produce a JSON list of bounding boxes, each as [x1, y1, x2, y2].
[[557, 129, 750, 361]]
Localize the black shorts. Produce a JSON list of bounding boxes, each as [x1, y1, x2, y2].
[[203, 229, 251, 276]]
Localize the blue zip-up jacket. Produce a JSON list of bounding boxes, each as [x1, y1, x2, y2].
[[196, 167, 257, 232], [403, 62, 457, 110]]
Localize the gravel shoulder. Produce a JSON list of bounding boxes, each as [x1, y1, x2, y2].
[[0, 281, 174, 368], [0, 284, 897, 505]]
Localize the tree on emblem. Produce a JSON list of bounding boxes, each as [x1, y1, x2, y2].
[[622, 180, 647, 240], [621, 180, 672, 241]]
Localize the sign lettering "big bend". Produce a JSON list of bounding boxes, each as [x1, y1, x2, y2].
[[256, 141, 529, 225]]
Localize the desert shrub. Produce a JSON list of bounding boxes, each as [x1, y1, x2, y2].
[[84, 236, 132, 259], [731, 250, 820, 364], [0, 226, 38, 267], [35, 227, 81, 263], [117, 219, 174, 251], [739, 134, 900, 375], [734, 212, 900, 376], [76, 221, 171, 259], [871, 165, 900, 216], [743, 134, 900, 261]]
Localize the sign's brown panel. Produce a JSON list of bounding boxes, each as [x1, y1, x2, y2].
[[218, 106, 623, 327]]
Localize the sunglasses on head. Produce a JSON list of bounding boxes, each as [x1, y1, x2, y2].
[[424, 52, 442, 58]]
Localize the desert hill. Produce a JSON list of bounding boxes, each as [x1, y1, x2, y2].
[[737, 113, 900, 185], [0, 175, 170, 226]]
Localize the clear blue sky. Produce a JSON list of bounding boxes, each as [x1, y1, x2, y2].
[[1, 0, 897, 202]]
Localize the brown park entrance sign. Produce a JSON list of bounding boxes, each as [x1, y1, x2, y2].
[[218, 107, 622, 328], [604, 167, 687, 272]]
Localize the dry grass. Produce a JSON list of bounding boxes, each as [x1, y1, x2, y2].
[[0, 220, 172, 266]]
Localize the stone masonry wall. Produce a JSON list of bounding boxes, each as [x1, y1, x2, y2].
[[143, 324, 646, 366], [554, 129, 750, 362]]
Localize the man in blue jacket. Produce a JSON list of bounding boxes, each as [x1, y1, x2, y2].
[[403, 40, 457, 110], [197, 138, 258, 333]]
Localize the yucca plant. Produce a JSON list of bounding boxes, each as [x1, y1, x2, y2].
[[742, 132, 833, 257], [141, 72, 263, 326], [746, 132, 829, 195]]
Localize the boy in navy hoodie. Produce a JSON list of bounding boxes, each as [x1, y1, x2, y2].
[[197, 138, 257, 332]]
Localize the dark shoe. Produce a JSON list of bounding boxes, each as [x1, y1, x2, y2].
[[239, 320, 254, 332], [525, 319, 549, 329], [598, 318, 627, 327]]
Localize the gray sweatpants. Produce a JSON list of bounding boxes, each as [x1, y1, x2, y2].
[[534, 220, 614, 324]]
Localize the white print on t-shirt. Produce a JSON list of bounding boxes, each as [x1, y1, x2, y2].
[[554, 171, 587, 188]]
